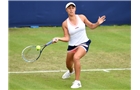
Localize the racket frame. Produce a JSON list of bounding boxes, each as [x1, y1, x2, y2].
[[21, 40, 53, 62]]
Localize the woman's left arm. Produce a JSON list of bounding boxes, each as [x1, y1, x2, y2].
[[79, 14, 106, 30]]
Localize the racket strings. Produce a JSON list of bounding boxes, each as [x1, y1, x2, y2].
[[22, 46, 40, 62], [21, 41, 53, 62]]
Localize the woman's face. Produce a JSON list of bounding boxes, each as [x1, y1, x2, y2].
[[66, 5, 76, 16]]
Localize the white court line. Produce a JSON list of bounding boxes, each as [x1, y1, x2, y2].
[[8, 68, 131, 74]]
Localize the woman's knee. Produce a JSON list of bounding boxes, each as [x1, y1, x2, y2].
[[73, 55, 80, 61]]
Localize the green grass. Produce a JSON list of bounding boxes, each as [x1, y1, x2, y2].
[[9, 71, 130, 90], [8, 25, 131, 90]]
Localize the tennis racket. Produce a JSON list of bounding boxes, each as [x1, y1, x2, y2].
[[21, 40, 53, 62]]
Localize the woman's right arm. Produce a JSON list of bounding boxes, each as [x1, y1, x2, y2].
[[53, 20, 70, 43]]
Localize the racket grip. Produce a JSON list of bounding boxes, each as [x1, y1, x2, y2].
[[45, 40, 53, 46]]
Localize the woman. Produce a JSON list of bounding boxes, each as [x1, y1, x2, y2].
[[53, 2, 106, 89]]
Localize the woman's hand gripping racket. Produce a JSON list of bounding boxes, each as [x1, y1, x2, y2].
[[21, 40, 53, 62]]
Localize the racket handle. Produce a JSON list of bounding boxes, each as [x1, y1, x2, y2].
[[45, 40, 53, 46]]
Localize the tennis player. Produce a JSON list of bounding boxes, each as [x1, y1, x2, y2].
[[53, 2, 106, 88]]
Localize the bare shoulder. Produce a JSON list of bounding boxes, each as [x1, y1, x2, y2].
[[62, 19, 69, 36], [79, 14, 86, 18], [62, 19, 67, 28], [62, 19, 69, 31], [78, 14, 86, 21]]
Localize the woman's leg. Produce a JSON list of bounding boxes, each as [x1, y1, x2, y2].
[[70, 46, 87, 88], [62, 51, 75, 79], [66, 51, 74, 73], [73, 46, 87, 80]]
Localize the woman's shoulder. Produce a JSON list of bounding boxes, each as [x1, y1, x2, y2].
[[62, 19, 67, 27], [77, 14, 86, 18], [77, 14, 86, 22]]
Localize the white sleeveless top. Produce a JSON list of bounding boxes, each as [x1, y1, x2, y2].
[[67, 15, 89, 46]]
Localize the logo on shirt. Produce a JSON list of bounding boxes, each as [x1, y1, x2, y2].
[[75, 27, 79, 29]]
